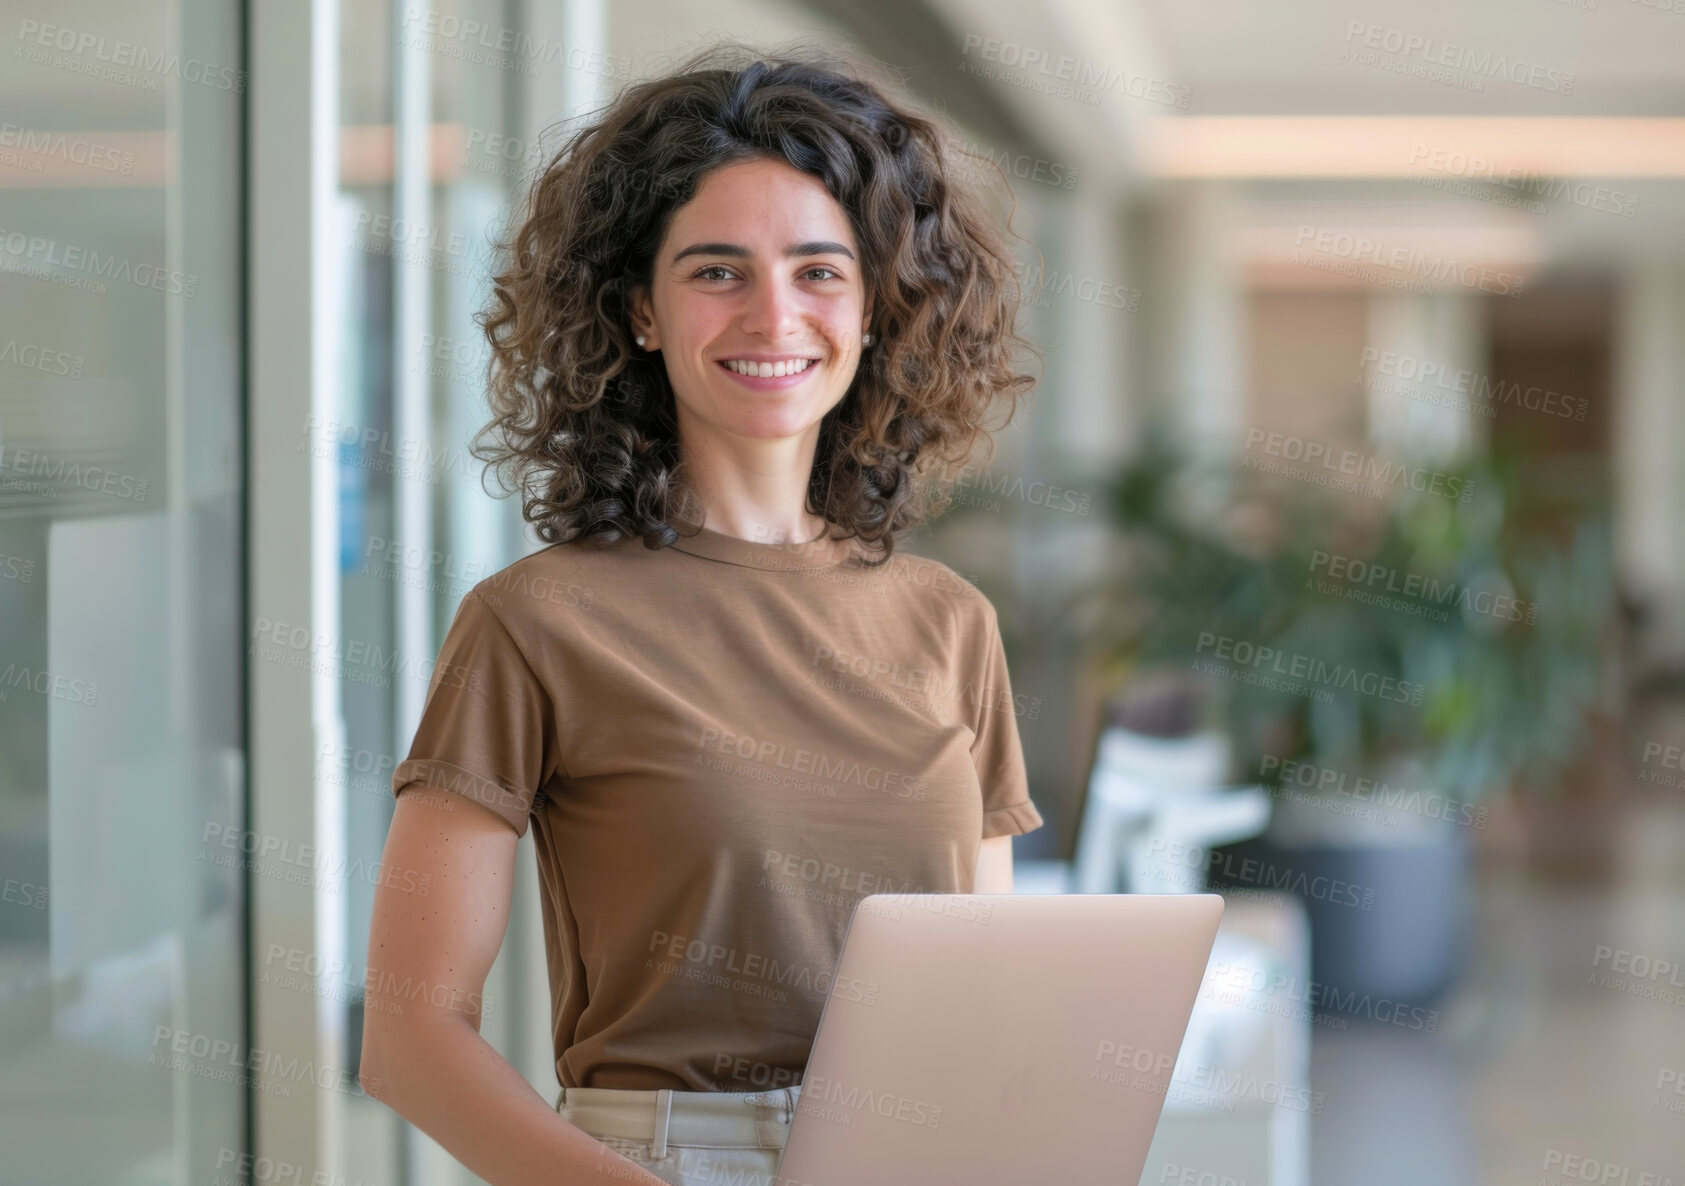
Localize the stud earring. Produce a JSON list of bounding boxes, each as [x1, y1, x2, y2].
[[635, 335, 646, 348], [862, 332, 873, 346]]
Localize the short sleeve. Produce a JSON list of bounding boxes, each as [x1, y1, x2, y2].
[[391, 587, 560, 838], [971, 606, 1045, 841]]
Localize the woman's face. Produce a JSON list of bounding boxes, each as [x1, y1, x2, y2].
[[630, 156, 871, 450]]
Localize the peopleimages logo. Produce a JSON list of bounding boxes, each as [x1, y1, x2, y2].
[[1293, 225, 1525, 297], [958, 33, 1192, 108], [1359, 346, 1588, 422], [940, 464, 1096, 515], [646, 929, 880, 1005], [0, 227, 199, 297], [1206, 962, 1440, 1032], [0, 123, 135, 175], [856, 893, 994, 926], [1008, 257, 1142, 313], [1540, 1148, 1679, 1186], [399, 7, 636, 79], [1309, 548, 1538, 626], [1195, 631, 1427, 707], [799, 1074, 943, 1128], [1340, 22, 1575, 94], [1640, 741, 1685, 789], [954, 138, 1080, 190], [696, 727, 930, 800], [1160, 1166, 1250, 1186], [1260, 755, 1488, 830], [0, 338, 85, 378], [1407, 144, 1639, 220], [1148, 839, 1376, 910], [1243, 427, 1475, 502], [15, 19, 246, 92]]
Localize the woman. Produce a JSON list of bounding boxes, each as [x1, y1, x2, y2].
[[360, 40, 1045, 1186]]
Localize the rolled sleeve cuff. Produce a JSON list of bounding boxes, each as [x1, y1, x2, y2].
[[982, 798, 1045, 840], [393, 758, 535, 838]]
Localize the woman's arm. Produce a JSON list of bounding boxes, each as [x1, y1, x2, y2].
[[974, 833, 1015, 893], [359, 791, 668, 1186]]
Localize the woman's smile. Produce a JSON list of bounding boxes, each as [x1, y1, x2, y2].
[[715, 354, 824, 390]]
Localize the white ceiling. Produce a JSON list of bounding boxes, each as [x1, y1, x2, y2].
[[916, 0, 1685, 261], [1133, 0, 1685, 116]]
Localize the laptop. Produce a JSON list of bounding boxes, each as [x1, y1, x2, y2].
[[773, 892, 1224, 1186]]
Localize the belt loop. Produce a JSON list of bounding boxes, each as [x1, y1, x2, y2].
[[651, 1088, 672, 1159]]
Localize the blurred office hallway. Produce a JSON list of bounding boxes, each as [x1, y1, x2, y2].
[[8, 0, 1684, 1183], [1312, 698, 1685, 1186]]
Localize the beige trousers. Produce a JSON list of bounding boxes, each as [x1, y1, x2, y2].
[[555, 1083, 803, 1186]]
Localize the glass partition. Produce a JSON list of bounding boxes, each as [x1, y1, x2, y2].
[[0, 0, 246, 1181]]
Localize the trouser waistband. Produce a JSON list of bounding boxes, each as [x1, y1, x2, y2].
[[554, 1084, 803, 1158]]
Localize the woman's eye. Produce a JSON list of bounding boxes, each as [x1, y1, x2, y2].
[[692, 264, 843, 283]]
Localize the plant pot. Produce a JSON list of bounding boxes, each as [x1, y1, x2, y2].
[[1207, 768, 1475, 1015]]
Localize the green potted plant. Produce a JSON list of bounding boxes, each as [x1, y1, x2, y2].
[[1070, 423, 1615, 1009]]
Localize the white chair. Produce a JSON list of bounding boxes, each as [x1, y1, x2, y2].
[[1020, 724, 1272, 896]]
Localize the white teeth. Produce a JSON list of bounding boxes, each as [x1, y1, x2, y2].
[[722, 358, 814, 378]]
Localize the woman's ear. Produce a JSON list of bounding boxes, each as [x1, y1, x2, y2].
[[628, 284, 657, 350]]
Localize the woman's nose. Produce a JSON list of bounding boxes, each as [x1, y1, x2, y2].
[[738, 278, 806, 338]]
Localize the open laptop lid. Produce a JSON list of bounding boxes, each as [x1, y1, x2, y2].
[[775, 893, 1224, 1186]]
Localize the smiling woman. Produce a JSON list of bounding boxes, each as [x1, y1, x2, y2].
[[360, 38, 1046, 1186], [470, 38, 1041, 559], [626, 157, 875, 511]]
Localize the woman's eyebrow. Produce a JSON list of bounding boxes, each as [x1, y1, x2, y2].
[[670, 240, 856, 264]]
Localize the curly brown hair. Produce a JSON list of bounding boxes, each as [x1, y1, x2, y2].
[[472, 37, 1041, 565]]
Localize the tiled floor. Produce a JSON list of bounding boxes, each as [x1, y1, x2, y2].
[[1310, 766, 1685, 1184]]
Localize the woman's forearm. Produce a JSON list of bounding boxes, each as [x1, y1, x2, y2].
[[361, 1012, 669, 1186]]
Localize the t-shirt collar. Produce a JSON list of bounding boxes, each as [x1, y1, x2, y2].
[[666, 522, 863, 572]]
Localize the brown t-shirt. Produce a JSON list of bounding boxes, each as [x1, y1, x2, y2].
[[389, 522, 1045, 1091]]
